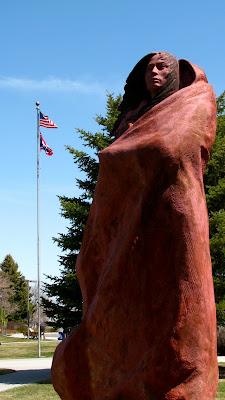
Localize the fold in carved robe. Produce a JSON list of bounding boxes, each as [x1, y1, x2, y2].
[[52, 62, 218, 400]]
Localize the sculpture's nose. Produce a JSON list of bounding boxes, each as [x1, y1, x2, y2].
[[151, 65, 158, 74]]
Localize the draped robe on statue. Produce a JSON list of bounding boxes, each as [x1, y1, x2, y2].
[[52, 60, 218, 400]]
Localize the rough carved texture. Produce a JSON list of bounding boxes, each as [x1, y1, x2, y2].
[[52, 60, 218, 399]]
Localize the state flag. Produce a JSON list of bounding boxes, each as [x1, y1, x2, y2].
[[40, 133, 53, 156]]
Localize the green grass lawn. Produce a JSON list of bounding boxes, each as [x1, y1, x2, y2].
[[0, 335, 59, 359], [0, 380, 60, 400], [217, 379, 225, 399], [0, 335, 29, 343]]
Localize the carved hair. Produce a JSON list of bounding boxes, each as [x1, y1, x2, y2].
[[113, 52, 179, 136]]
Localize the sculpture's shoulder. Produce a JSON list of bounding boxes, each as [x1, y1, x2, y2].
[[179, 59, 217, 116], [172, 80, 217, 128]]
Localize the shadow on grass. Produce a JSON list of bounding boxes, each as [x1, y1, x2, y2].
[[38, 378, 52, 384], [220, 366, 225, 379], [0, 369, 16, 376], [0, 369, 51, 385]]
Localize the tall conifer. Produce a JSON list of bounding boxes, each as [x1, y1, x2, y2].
[[0, 254, 35, 321], [204, 90, 225, 325], [42, 93, 122, 330]]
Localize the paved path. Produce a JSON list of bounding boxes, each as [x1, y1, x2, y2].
[[10, 332, 59, 340], [0, 358, 52, 392]]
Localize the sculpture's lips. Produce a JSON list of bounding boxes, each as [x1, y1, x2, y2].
[[152, 78, 160, 82]]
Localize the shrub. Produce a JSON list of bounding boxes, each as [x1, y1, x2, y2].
[[17, 326, 28, 333], [217, 326, 225, 354]]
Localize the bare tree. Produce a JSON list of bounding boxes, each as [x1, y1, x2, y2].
[[0, 271, 19, 317], [30, 283, 49, 326]]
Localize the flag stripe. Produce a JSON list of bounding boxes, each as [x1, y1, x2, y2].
[[39, 112, 58, 128]]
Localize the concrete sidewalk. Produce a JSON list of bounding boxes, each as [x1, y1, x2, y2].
[[0, 357, 52, 392], [10, 332, 59, 341]]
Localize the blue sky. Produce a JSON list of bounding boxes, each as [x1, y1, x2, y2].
[[0, 0, 224, 284]]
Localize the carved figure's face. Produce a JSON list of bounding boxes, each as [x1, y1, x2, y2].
[[145, 54, 170, 96]]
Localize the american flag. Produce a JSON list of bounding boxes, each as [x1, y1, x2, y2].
[[40, 133, 53, 156], [40, 111, 57, 128]]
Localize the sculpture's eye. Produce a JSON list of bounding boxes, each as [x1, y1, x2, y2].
[[157, 63, 168, 70], [147, 64, 154, 71], [146, 62, 168, 72]]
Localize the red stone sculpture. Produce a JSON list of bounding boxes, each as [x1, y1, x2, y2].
[[52, 53, 218, 399]]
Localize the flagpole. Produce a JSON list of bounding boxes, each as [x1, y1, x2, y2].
[[36, 101, 41, 358]]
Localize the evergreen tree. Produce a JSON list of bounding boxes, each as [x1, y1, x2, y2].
[[42, 91, 225, 328], [42, 93, 122, 330], [0, 254, 35, 321], [204, 90, 225, 325]]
